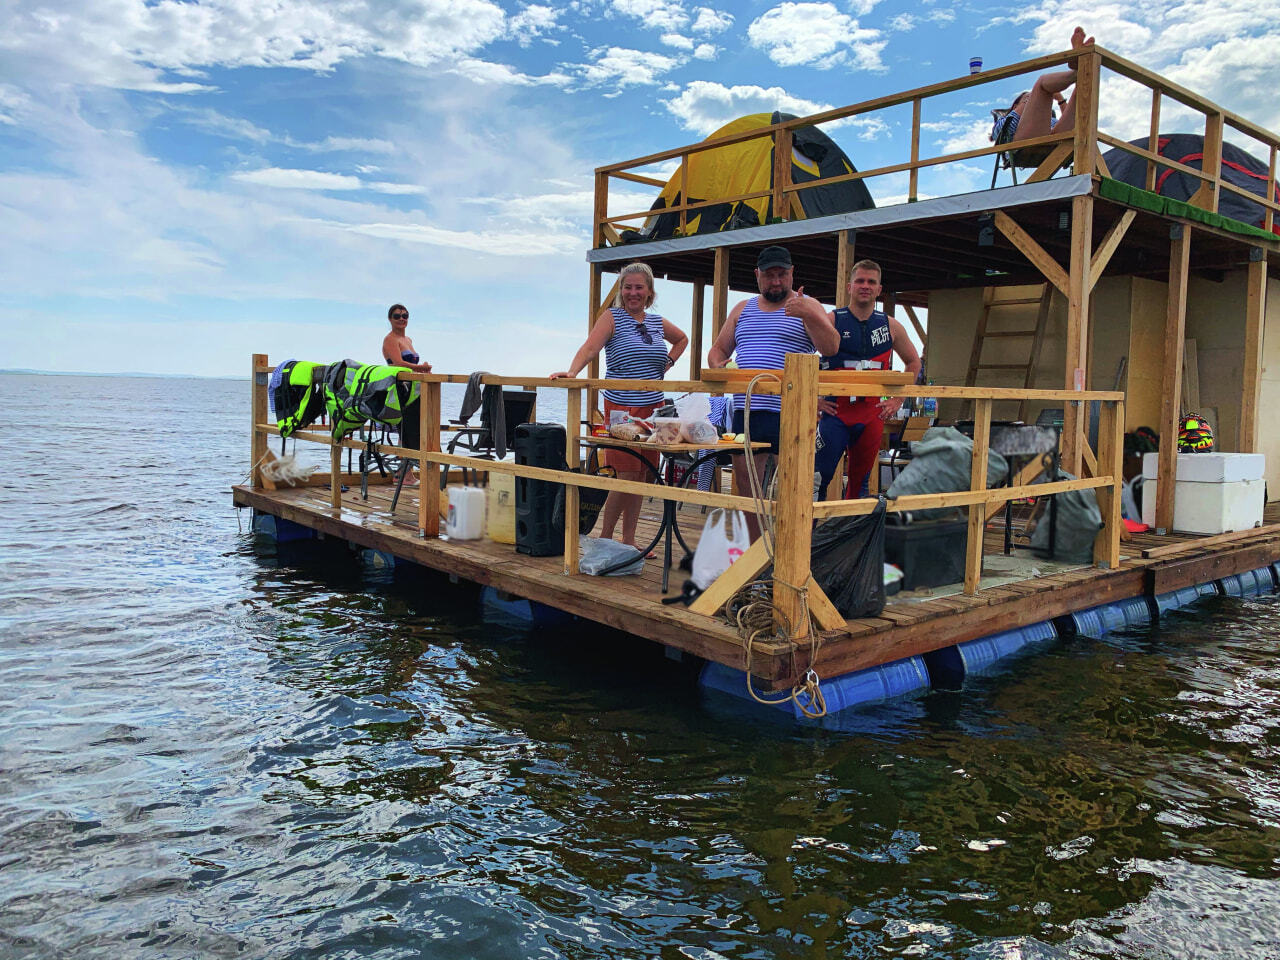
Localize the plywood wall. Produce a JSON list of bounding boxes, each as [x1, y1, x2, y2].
[[1257, 274, 1279, 499]]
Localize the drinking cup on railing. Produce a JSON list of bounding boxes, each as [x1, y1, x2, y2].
[[969, 56, 982, 74]]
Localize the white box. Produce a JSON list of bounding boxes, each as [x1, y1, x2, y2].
[[1141, 452, 1266, 534]]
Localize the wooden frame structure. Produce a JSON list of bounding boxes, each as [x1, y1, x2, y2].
[[587, 44, 1278, 539]]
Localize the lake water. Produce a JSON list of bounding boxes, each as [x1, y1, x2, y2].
[[2, 372, 1279, 958]]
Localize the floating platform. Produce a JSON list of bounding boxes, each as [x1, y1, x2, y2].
[[233, 479, 1280, 693]]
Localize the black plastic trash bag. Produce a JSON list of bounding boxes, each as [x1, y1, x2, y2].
[[811, 497, 887, 618], [760, 497, 887, 619]]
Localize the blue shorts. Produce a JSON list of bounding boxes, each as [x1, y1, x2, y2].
[[731, 409, 780, 453]]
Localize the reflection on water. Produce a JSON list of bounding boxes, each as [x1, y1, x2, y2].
[[2, 373, 1280, 958]]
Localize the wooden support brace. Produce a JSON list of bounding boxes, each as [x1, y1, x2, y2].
[[420, 381, 441, 536], [1156, 226, 1191, 533], [1089, 210, 1136, 291], [1026, 142, 1073, 183], [1093, 399, 1124, 568], [1241, 252, 1266, 453], [772, 353, 821, 639], [712, 247, 730, 339], [994, 211, 1069, 296], [964, 398, 992, 595]]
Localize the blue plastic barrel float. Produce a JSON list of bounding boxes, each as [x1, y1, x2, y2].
[[479, 586, 576, 628], [699, 655, 930, 719], [1218, 566, 1276, 598], [1153, 580, 1220, 616], [923, 620, 1058, 688], [1066, 595, 1154, 638], [251, 510, 316, 543]]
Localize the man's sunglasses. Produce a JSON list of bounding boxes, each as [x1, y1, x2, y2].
[[391, 312, 408, 320]]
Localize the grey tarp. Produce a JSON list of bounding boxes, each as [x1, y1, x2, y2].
[[1029, 470, 1102, 563], [886, 426, 1008, 521]]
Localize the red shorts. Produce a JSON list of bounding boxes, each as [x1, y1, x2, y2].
[[601, 400, 660, 474]]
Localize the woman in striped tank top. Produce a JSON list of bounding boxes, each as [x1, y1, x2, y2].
[[551, 263, 688, 553]]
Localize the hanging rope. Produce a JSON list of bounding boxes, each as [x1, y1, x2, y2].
[[724, 372, 827, 718]]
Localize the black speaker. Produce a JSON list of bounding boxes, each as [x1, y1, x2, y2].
[[515, 422, 565, 556]]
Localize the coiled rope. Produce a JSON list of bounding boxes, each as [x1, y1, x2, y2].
[[723, 372, 826, 719]]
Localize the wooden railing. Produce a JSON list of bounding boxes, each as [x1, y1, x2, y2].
[[250, 355, 1124, 640], [592, 45, 1280, 245]]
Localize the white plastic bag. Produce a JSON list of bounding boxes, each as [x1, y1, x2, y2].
[[578, 536, 645, 576], [691, 508, 750, 589], [675, 394, 717, 443]]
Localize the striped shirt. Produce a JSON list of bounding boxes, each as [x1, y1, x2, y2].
[[730, 296, 816, 412], [992, 109, 1055, 144], [602, 308, 668, 406]]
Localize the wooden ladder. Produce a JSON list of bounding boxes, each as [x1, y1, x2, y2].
[[964, 284, 1054, 420]]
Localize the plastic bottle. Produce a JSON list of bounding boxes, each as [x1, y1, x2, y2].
[[922, 382, 938, 419]]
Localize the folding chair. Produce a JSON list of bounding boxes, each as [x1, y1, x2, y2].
[[875, 416, 933, 492], [440, 388, 537, 490], [989, 108, 1072, 188]]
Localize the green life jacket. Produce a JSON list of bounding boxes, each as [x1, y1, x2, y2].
[[322, 360, 419, 441], [271, 359, 327, 439]]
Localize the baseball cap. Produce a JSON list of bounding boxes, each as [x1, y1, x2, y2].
[[756, 245, 792, 270]]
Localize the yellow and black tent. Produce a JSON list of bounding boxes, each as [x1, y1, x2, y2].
[[621, 112, 874, 243]]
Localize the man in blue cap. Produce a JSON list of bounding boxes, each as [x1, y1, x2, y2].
[[707, 245, 839, 538]]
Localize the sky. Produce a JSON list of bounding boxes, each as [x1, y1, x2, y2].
[[2, 0, 1277, 379]]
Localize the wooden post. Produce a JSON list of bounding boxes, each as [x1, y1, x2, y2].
[[772, 125, 792, 221], [1240, 251, 1267, 453], [1093, 399, 1124, 568], [592, 171, 608, 249], [329, 442, 342, 510], [1071, 49, 1100, 180], [836, 231, 854, 309], [587, 264, 602, 394], [1062, 193, 1094, 475], [964, 398, 992, 595], [563, 387, 582, 574], [1156, 225, 1191, 534], [1268, 146, 1277, 234], [251, 353, 268, 488], [712, 247, 729, 339], [1145, 89, 1162, 191], [419, 381, 441, 537], [773, 353, 820, 639], [1190, 112, 1224, 212], [908, 97, 921, 202], [690, 281, 705, 379]]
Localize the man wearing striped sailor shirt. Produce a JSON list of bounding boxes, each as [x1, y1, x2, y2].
[[707, 245, 839, 540]]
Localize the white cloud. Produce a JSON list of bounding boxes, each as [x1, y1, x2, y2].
[[693, 43, 718, 60], [888, 14, 916, 31], [331, 220, 583, 256], [507, 4, 561, 45], [661, 33, 695, 50], [366, 182, 428, 195], [690, 8, 734, 34], [664, 80, 888, 140], [747, 2, 886, 72], [579, 47, 681, 87], [232, 168, 364, 190], [611, 0, 689, 31]]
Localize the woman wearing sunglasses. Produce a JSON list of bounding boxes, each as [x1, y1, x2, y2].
[[381, 304, 432, 482], [550, 262, 687, 556]]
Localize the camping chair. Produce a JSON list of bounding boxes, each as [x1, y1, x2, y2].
[[440, 388, 537, 489], [989, 109, 1072, 188]]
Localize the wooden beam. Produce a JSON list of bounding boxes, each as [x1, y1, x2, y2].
[[1146, 89, 1162, 191], [712, 247, 730, 340], [1093, 399, 1124, 568], [1142, 524, 1280, 560], [678, 155, 689, 234], [563, 387, 582, 575], [1062, 193, 1094, 475], [1155, 226, 1191, 534], [1018, 284, 1054, 422], [592, 171, 608, 249], [587, 265, 602, 387], [1241, 253, 1267, 452], [689, 281, 705, 380], [836, 231, 854, 309], [908, 97, 921, 202], [420, 381, 441, 536], [993, 211, 1069, 296], [329, 443, 342, 510], [1025, 142, 1073, 183], [773, 353, 822, 638], [251, 353, 268, 487], [689, 537, 770, 616], [772, 126, 792, 222], [1071, 49, 1101, 181], [982, 456, 1045, 523], [964, 398, 992, 595], [1089, 210, 1136, 291], [1189, 111, 1224, 211], [903, 303, 927, 346]]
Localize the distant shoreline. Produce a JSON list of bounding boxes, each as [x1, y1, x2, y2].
[[1, 369, 245, 381]]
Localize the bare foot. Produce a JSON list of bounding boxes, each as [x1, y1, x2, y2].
[[1071, 26, 1094, 48]]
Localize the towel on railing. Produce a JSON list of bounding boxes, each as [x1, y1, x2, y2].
[[457, 372, 508, 459]]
